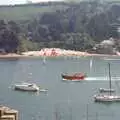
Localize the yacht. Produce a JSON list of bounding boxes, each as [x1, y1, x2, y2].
[[14, 82, 39, 92]]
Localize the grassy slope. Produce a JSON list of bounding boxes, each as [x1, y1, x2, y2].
[[0, 0, 119, 20], [0, 4, 68, 21]]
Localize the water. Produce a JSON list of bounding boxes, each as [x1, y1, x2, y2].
[[0, 56, 120, 120]]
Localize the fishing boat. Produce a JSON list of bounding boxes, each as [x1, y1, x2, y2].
[[61, 73, 86, 81], [94, 63, 120, 102], [14, 82, 39, 92]]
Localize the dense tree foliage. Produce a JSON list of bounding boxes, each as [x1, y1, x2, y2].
[[0, 1, 120, 53], [0, 20, 19, 53]]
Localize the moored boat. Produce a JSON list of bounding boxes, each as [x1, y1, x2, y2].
[[94, 63, 120, 102], [94, 94, 120, 102], [14, 82, 39, 92], [99, 88, 115, 93], [61, 73, 86, 81]]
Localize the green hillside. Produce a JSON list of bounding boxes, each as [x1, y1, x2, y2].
[[0, 4, 68, 20], [0, 0, 119, 21], [0, 1, 120, 54]]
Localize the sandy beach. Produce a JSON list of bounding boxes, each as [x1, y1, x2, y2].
[[0, 48, 119, 59]]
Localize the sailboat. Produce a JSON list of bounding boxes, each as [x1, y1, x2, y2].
[[99, 67, 115, 93], [94, 63, 120, 102]]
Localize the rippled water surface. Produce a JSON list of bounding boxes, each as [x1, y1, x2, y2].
[[0, 56, 120, 120]]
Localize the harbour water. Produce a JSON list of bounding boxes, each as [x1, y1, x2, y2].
[[0, 56, 120, 120]]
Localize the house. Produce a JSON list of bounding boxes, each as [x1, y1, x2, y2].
[[90, 38, 116, 54]]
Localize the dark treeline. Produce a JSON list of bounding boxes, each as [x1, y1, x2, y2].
[[0, 1, 120, 53]]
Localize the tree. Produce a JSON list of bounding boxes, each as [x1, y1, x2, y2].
[[0, 20, 20, 53]]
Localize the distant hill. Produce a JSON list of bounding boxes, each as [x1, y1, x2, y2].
[[0, 2, 68, 21], [0, 1, 120, 54], [0, 0, 120, 21]]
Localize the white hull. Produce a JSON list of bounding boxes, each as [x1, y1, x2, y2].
[[14, 83, 39, 92], [94, 95, 120, 102], [62, 78, 82, 82]]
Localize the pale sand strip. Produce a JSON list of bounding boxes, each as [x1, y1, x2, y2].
[[0, 48, 119, 59]]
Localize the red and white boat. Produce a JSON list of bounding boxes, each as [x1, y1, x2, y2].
[[61, 73, 86, 81]]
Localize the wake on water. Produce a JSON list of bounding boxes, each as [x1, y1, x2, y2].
[[85, 76, 120, 81], [62, 77, 120, 82]]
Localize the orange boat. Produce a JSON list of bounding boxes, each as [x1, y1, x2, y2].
[[61, 73, 86, 81]]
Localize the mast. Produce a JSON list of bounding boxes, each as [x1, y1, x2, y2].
[[86, 104, 88, 120], [90, 56, 93, 73], [108, 63, 112, 95]]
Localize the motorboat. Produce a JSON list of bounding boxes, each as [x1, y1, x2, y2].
[[61, 72, 86, 81], [14, 82, 39, 92], [99, 88, 115, 93]]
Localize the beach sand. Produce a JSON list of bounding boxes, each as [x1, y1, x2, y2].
[[0, 52, 119, 59], [0, 48, 119, 59]]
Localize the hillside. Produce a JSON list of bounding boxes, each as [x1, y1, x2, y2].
[[0, 1, 120, 54], [0, 0, 119, 20], [0, 2, 68, 20]]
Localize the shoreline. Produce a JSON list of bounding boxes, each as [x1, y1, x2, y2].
[[0, 48, 120, 59], [0, 52, 120, 59]]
